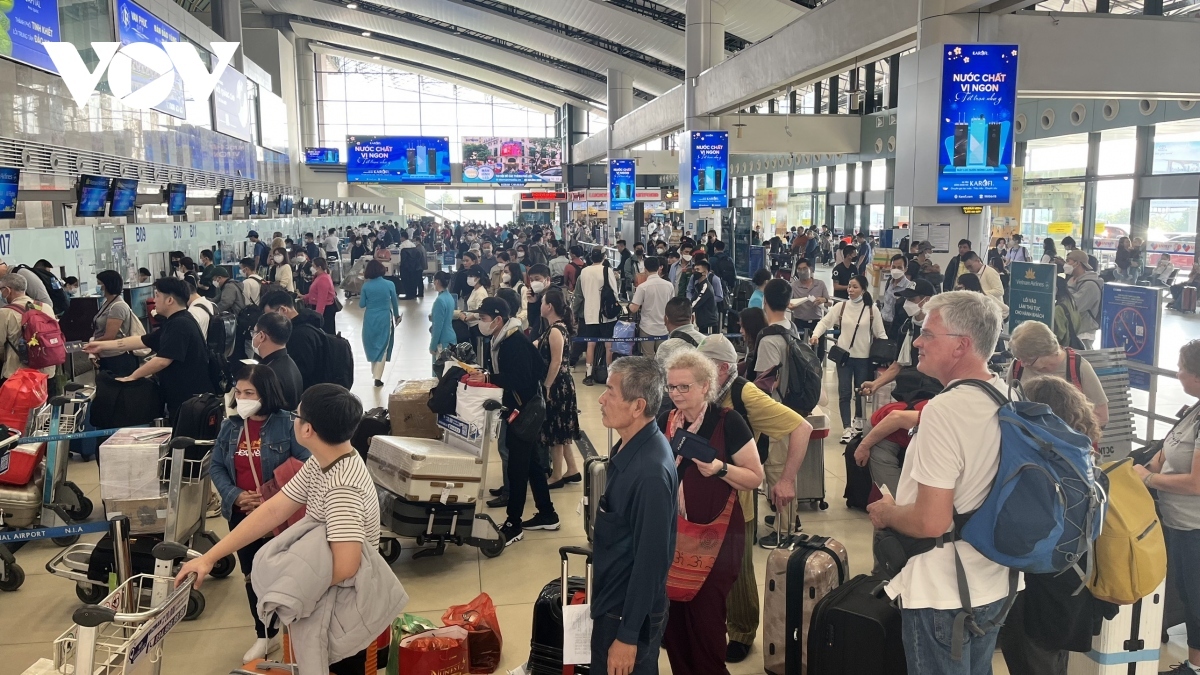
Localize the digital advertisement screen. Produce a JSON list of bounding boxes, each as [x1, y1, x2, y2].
[[609, 159, 636, 209], [213, 67, 253, 142], [76, 175, 111, 217], [461, 136, 562, 185], [217, 189, 234, 215], [165, 183, 187, 215], [108, 178, 139, 217], [347, 135, 451, 184], [114, 0, 186, 119], [682, 130, 729, 209], [0, 168, 19, 219], [305, 148, 340, 164], [937, 44, 1019, 204], [2, 0, 62, 74]]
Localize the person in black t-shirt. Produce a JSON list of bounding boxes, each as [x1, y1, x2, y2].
[[85, 277, 211, 423], [251, 313, 304, 410], [831, 245, 858, 300]]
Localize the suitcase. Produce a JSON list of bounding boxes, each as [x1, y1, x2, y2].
[[582, 455, 608, 542], [1067, 580, 1166, 675], [353, 407, 390, 459], [807, 574, 906, 675], [387, 379, 442, 440], [763, 533, 849, 675], [366, 435, 482, 503], [528, 546, 592, 675], [377, 484, 475, 540], [0, 464, 44, 528], [1183, 285, 1198, 313], [91, 370, 163, 429], [842, 437, 871, 511], [795, 406, 829, 510], [0, 426, 34, 486]]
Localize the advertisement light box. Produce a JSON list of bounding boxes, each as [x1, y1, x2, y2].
[[347, 136, 451, 184], [937, 44, 1019, 204]]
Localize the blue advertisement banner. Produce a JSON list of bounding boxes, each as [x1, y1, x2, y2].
[[685, 130, 729, 209], [461, 136, 562, 185], [748, 245, 766, 277], [1007, 262, 1057, 334], [609, 159, 636, 209], [0, 167, 18, 219], [305, 147, 340, 164], [115, 0, 186, 119], [1100, 284, 1160, 390], [347, 135, 451, 184], [212, 66, 252, 142], [937, 44, 1018, 204], [2, 0, 61, 73]]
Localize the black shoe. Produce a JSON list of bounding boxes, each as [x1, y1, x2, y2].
[[486, 495, 509, 508], [488, 487, 507, 497], [725, 641, 752, 663], [758, 531, 792, 550], [521, 512, 560, 531], [374, 379, 384, 387], [764, 515, 775, 527], [499, 521, 523, 547], [583, 375, 595, 387], [562, 473, 582, 484], [1162, 663, 1200, 675], [547, 478, 567, 489]]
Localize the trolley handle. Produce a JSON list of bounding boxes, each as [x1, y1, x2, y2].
[[71, 572, 197, 627], [48, 395, 72, 407], [151, 541, 202, 562]]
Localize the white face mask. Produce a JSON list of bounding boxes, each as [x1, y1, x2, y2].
[[516, 252, 525, 259], [890, 268, 905, 280], [467, 277, 478, 288], [235, 398, 262, 419], [502, 273, 512, 284], [850, 294, 864, 304], [1063, 263, 1075, 275], [530, 280, 546, 293], [903, 300, 922, 317], [274, 255, 284, 264], [296, 256, 307, 264], [682, 254, 692, 262]]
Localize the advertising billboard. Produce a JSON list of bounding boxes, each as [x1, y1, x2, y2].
[[609, 158, 635, 210], [461, 137, 562, 185], [114, 0, 186, 119], [305, 147, 340, 164], [212, 66, 252, 142], [346, 135, 451, 184], [680, 130, 729, 209], [2, 0, 61, 74], [937, 44, 1018, 204], [0, 168, 18, 219]]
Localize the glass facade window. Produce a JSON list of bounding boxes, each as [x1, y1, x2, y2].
[[794, 170, 813, 193], [1022, 181, 1086, 260], [870, 161, 887, 190], [1098, 128, 1137, 176], [1153, 119, 1200, 175], [854, 163, 864, 192], [834, 165, 847, 192], [1025, 133, 1090, 180]]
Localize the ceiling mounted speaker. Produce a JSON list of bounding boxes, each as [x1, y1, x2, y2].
[[1015, 113, 1028, 135], [1040, 109, 1055, 130], [20, 148, 34, 168], [1102, 100, 1120, 121], [1139, 99, 1157, 115], [1179, 100, 1196, 111], [887, 136, 896, 152], [756, 160, 763, 171], [1070, 103, 1087, 126], [875, 138, 884, 153]]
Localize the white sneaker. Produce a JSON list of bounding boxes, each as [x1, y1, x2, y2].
[[852, 417, 865, 432], [840, 428, 855, 444], [242, 637, 275, 663]]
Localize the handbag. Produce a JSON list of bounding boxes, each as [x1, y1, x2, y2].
[[508, 388, 546, 443], [667, 490, 737, 601], [869, 337, 899, 366], [828, 303, 865, 368]]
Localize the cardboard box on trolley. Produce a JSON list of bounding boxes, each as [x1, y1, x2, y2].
[[388, 379, 442, 439]]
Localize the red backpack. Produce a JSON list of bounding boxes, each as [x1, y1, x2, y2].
[[5, 302, 67, 369], [1011, 348, 1083, 389]]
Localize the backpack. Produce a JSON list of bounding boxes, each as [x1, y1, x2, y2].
[[1087, 458, 1166, 605], [16, 266, 69, 317], [757, 324, 822, 416], [667, 328, 699, 348], [1056, 300, 1087, 351], [599, 266, 621, 321], [729, 377, 771, 465], [1010, 347, 1082, 387], [712, 254, 736, 293], [321, 332, 355, 389], [232, 303, 263, 361], [195, 304, 231, 392], [4, 302, 67, 369], [173, 393, 225, 441]]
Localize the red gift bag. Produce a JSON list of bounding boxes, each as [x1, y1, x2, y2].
[[257, 457, 307, 537], [399, 626, 470, 675], [442, 593, 503, 674], [0, 368, 48, 432]]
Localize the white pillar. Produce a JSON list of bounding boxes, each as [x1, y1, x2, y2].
[[683, 0, 725, 236], [607, 69, 635, 242], [295, 39, 319, 150]]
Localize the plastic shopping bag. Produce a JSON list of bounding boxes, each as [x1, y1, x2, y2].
[[612, 319, 636, 356], [442, 593, 503, 674], [455, 377, 502, 430], [398, 626, 470, 675], [0, 368, 48, 432], [258, 457, 307, 537]]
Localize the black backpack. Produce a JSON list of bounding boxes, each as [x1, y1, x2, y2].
[[231, 303, 263, 361], [758, 324, 823, 416], [173, 393, 225, 441], [713, 255, 737, 294], [599, 267, 621, 321], [17, 265, 69, 317], [321, 332, 355, 389], [195, 304, 233, 392], [428, 366, 467, 415]]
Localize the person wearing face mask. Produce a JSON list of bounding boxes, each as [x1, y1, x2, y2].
[[292, 248, 314, 296], [788, 258, 831, 360], [251, 313, 302, 410], [688, 259, 720, 334], [525, 264, 551, 337], [880, 254, 914, 341], [454, 267, 490, 342], [1064, 250, 1103, 350], [831, 245, 859, 300], [267, 247, 295, 293], [859, 280, 943, 404], [810, 275, 888, 443], [479, 242, 498, 275], [350, 237, 368, 263], [673, 244, 695, 295], [208, 364, 311, 663]]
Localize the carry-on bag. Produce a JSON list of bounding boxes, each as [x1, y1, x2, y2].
[[90, 370, 162, 429], [763, 533, 849, 675], [1066, 580, 1166, 675], [353, 407, 391, 459], [582, 455, 607, 542], [0, 426, 36, 486], [806, 574, 906, 675], [0, 464, 43, 528], [0, 368, 47, 432], [528, 546, 592, 675]]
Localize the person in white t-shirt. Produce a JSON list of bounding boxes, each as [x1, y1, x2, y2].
[[867, 290, 1018, 673], [186, 279, 216, 339]]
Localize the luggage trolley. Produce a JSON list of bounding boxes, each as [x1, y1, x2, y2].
[[47, 436, 235, 612], [48, 537, 203, 675], [26, 383, 97, 522], [374, 402, 507, 562]]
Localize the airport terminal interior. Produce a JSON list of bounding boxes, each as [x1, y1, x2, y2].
[[2, 0, 1200, 674]]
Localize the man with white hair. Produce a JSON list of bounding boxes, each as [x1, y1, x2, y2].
[[867, 291, 1019, 673], [697, 335, 814, 662]]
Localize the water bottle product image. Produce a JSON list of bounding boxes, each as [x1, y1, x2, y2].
[[705, 165, 715, 192], [954, 114, 969, 167], [406, 148, 416, 175], [428, 148, 438, 176], [714, 169, 724, 193], [415, 144, 428, 175], [967, 115, 987, 166], [987, 123, 1002, 167]]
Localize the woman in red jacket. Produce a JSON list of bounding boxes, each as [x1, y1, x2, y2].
[[303, 256, 338, 334]]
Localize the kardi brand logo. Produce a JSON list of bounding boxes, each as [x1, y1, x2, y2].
[[43, 41, 239, 110]]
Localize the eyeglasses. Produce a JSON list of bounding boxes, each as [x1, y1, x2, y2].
[[284, 410, 308, 424], [918, 331, 967, 341], [665, 383, 696, 394]]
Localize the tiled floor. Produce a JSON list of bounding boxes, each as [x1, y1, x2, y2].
[[4, 268, 1196, 675]]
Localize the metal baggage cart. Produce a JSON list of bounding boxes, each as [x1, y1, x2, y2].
[[25, 383, 97, 522], [47, 436, 234, 610], [374, 405, 506, 561]]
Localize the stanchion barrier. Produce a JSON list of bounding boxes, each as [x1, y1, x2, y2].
[[570, 334, 744, 343], [17, 426, 151, 445], [0, 520, 110, 545]]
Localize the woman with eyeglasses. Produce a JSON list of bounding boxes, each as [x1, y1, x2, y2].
[[208, 364, 310, 664], [658, 350, 764, 675]]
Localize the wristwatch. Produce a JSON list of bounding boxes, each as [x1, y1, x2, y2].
[[716, 461, 729, 478]]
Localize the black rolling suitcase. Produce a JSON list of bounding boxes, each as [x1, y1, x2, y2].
[[842, 437, 872, 511], [528, 546, 592, 675], [807, 574, 906, 675]]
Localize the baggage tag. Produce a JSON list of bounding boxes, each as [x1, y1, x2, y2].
[[439, 484, 452, 504], [561, 603, 592, 665]]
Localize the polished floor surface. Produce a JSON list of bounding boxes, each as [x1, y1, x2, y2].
[[4, 266, 1195, 675]]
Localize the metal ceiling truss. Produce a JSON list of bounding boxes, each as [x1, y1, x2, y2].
[[292, 16, 617, 104], [600, 0, 685, 30], [313, 0, 657, 101], [455, 0, 686, 78]]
